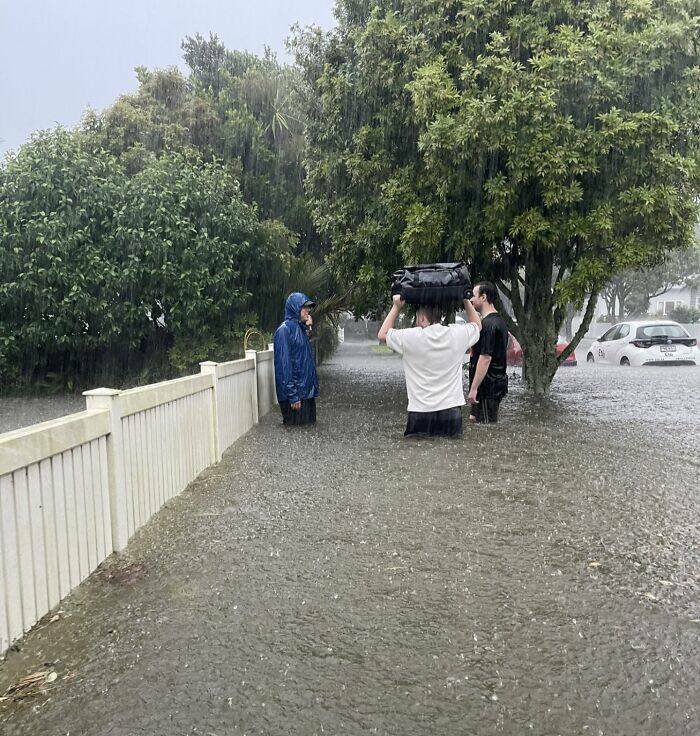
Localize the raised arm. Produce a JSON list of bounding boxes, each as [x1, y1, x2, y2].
[[378, 294, 405, 343], [463, 296, 481, 330]]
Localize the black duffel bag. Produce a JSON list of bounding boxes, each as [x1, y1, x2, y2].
[[390, 262, 472, 305]]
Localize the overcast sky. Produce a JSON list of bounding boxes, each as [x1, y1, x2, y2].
[[0, 0, 336, 156]]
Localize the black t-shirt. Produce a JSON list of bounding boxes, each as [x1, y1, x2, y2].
[[470, 312, 508, 377]]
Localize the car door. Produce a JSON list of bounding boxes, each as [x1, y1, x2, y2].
[[596, 325, 620, 363], [607, 323, 631, 364]]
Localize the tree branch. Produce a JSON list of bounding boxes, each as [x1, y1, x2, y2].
[[499, 307, 520, 339], [495, 278, 521, 337], [553, 304, 565, 335], [495, 277, 512, 300], [553, 266, 566, 290], [648, 285, 674, 300], [505, 265, 526, 326], [557, 289, 599, 365]]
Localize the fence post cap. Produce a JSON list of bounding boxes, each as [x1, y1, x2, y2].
[[82, 388, 120, 397], [199, 361, 218, 367]]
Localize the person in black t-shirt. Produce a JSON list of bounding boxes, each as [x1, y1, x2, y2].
[[467, 281, 509, 423]]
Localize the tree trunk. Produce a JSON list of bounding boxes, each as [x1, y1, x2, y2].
[[503, 248, 560, 396], [520, 333, 559, 395], [497, 249, 600, 396], [617, 288, 626, 322], [602, 290, 615, 319]]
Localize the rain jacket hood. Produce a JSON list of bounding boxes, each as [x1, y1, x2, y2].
[[284, 292, 310, 321], [273, 292, 319, 405]]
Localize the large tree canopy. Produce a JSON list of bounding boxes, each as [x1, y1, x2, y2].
[[0, 38, 326, 387], [295, 0, 700, 392], [83, 34, 318, 253], [0, 130, 292, 385]]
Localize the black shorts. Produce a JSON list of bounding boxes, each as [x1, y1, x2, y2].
[[279, 398, 317, 426], [405, 406, 463, 437]]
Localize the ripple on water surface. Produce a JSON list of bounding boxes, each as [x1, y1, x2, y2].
[[1, 341, 698, 735]]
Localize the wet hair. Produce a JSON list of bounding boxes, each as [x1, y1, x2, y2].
[[474, 281, 497, 305], [415, 305, 443, 325]]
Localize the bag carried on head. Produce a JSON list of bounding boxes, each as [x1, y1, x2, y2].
[[390, 262, 472, 305]]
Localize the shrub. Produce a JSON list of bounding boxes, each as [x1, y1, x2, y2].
[[668, 304, 700, 324], [0, 130, 293, 387]]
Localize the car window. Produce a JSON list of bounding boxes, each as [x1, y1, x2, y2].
[[636, 324, 688, 338], [599, 326, 618, 342], [617, 324, 630, 339], [607, 325, 623, 341]]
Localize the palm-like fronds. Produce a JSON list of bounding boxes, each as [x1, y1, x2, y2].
[[282, 255, 351, 323]]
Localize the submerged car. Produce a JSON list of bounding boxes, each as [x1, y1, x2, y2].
[[587, 321, 698, 366], [507, 334, 577, 367]]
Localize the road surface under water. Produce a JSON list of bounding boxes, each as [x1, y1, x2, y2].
[[1, 340, 698, 735]]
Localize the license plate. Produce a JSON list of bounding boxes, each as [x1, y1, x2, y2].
[[660, 345, 676, 352]]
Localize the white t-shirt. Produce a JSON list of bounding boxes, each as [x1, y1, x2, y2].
[[386, 322, 480, 412]]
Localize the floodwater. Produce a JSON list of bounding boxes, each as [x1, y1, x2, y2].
[[0, 394, 84, 435], [1, 341, 698, 735]]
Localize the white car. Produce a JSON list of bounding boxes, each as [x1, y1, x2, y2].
[[587, 320, 698, 366]]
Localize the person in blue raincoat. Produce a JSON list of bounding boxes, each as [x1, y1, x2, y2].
[[273, 292, 319, 426]]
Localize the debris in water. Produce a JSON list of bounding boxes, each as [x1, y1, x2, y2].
[[99, 562, 148, 585], [0, 670, 58, 704]]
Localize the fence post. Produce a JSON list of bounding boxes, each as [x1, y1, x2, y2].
[[83, 388, 129, 552], [268, 344, 278, 405], [199, 362, 221, 463], [245, 350, 260, 425]]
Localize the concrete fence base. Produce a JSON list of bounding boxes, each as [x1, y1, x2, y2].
[[0, 348, 277, 657]]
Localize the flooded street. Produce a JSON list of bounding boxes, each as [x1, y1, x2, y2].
[[1, 340, 698, 735]]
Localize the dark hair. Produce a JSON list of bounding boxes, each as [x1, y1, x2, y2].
[[474, 281, 497, 305], [416, 304, 443, 325]]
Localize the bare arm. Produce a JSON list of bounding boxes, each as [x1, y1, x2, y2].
[[468, 354, 492, 402], [378, 295, 404, 342], [463, 298, 481, 330]]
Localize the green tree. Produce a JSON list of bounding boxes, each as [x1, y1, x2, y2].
[[82, 35, 319, 255], [295, 0, 700, 393], [182, 34, 318, 251], [602, 242, 700, 319], [0, 130, 294, 386], [0, 129, 129, 383], [113, 149, 293, 368]]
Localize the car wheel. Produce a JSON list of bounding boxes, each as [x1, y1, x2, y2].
[[587, 353, 594, 363], [620, 357, 630, 366]]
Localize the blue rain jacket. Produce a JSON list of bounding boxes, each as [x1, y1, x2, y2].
[[273, 292, 319, 404]]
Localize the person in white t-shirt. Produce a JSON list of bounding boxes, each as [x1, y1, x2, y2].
[[378, 294, 481, 437]]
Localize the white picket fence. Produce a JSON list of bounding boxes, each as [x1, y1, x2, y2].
[[0, 348, 276, 657]]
